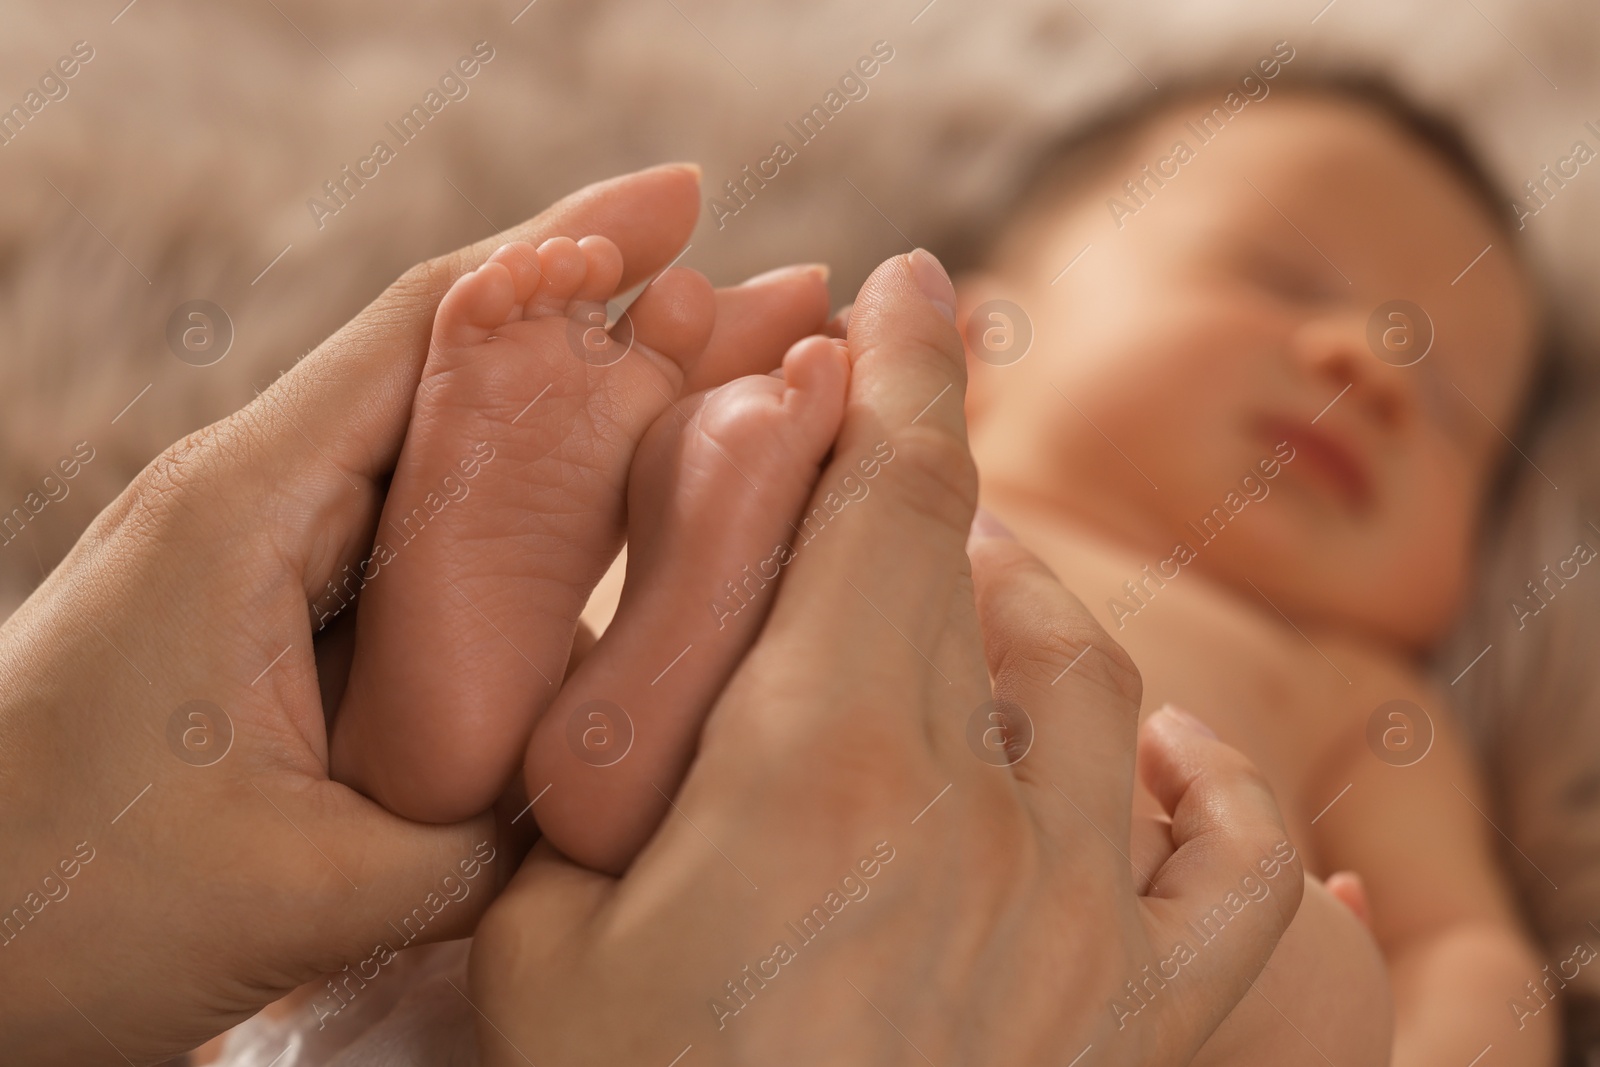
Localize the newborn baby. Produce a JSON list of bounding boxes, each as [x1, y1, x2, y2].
[[299, 74, 1549, 1067], [957, 74, 1552, 1064]]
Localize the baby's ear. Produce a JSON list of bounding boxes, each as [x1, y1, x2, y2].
[[955, 270, 1023, 430]]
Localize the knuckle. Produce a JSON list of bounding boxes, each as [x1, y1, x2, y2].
[[1211, 756, 1298, 857], [122, 410, 270, 540], [1007, 619, 1143, 711], [854, 291, 969, 382], [127, 426, 223, 528], [396, 255, 449, 295], [1220, 748, 1281, 809], [872, 424, 979, 535]]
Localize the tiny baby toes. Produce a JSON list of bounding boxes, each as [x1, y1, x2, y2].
[[330, 234, 721, 825], [526, 334, 851, 873]]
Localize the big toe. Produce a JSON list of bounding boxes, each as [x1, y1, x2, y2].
[[692, 335, 849, 471], [523, 340, 850, 873], [617, 267, 717, 381], [780, 335, 851, 444]]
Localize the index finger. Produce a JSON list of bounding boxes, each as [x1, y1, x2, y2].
[[1136, 707, 1304, 1057], [760, 251, 986, 723], [262, 162, 706, 484], [967, 530, 1145, 866]]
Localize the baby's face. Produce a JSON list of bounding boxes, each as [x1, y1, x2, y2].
[[966, 94, 1537, 648]]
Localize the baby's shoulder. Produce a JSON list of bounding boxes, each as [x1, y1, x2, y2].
[[1299, 628, 1463, 784], [1310, 629, 1445, 713]]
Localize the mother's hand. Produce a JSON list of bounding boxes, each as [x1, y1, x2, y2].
[[467, 251, 1304, 1066], [0, 164, 829, 1065]]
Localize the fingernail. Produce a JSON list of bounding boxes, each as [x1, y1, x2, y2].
[[970, 508, 1016, 541], [1159, 704, 1217, 740], [908, 248, 957, 325], [663, 161, 703, 180], [742, 263, 830, 287]]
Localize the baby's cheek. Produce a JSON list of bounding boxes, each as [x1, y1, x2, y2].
[[1407, 458, 1476, 574], [1366, 470, 1475, 644]]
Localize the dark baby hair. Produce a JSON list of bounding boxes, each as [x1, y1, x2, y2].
[[950, 68, 1529, 275]]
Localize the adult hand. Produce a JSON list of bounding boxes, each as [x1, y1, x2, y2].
[[0, 164, 830, 1065], [467, 250, 1305, 1066]]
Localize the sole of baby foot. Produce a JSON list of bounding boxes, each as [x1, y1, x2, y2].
[[332, 235, 722, 825], [525, 335, 850, 873]]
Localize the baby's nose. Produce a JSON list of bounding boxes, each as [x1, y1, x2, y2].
[[1291, 311, 1417, 430]]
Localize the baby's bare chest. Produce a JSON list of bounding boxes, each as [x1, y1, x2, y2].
[[1066, 565, 1376, 867], [1121, 607, 1358, 831]]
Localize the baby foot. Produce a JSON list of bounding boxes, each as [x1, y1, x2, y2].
[[525, 335, 849, 874], [331, 235, 722, 823]]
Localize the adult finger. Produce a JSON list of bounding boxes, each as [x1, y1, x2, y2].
[[966, 520, 1144, 858], [824, 302, 853, 338], [760, 251, 980, 729], [211, 164, 704, 593], [1135, 706, 1304, 1052], [268, 784, 505, 964], [283, 162, 698, 479], [565, 619, 597, 682], [686, 265, 832, 391]]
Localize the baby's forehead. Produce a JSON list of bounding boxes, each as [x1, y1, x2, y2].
[[1126, 94, 1429, 204], [1000, 85, 1534, 319], [1184, 93, 1513, 236], [999, 89, 1451, 269], [1084, 94, 1515, 279]]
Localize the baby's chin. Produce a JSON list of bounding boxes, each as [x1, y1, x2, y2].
[[985, 470, 1464, 651], [1205, 532, 1467, 653], [1148, 478, 1469, 648]]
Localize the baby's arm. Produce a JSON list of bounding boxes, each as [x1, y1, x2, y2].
[[1127, 794, 1391, 1065], [1309, 666, 1557, 1067], [1193, 873, 1394, 1066]]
